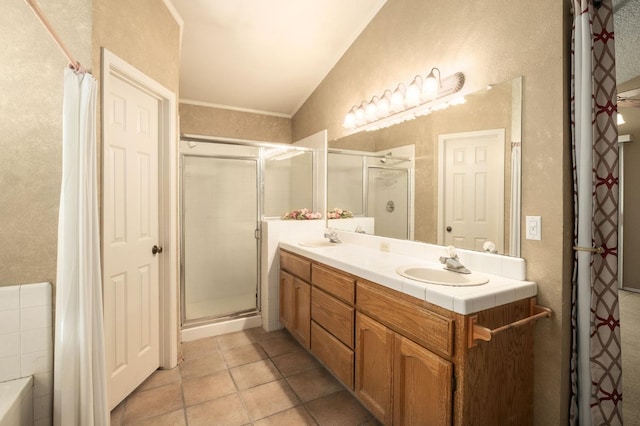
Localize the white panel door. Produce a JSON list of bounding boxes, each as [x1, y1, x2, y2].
[[103, 74, 160, 409], [441, 130, 504, 252]]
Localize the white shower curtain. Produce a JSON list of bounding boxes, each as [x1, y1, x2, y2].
[[53, 68, 108, 426], [573, 2, 595, 421]]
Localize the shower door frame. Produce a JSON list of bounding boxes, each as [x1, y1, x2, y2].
[[180, 151, 263, 328]]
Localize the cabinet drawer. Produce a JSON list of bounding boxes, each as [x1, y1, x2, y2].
[[280, 250, 311, 282], [311, 264, 355, 304], [357, 281, 454, 357], [311, 287, 355, 349], [311, 321, 354, 389]]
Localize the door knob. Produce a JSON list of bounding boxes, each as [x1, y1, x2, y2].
[[152, 245, 163, 255], [446, 226, 452, 233]]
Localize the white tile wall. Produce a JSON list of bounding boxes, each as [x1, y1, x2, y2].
[[0, 282, 52, 425]]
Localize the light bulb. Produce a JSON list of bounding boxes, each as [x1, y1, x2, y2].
[[423, 67, 440, 100], [365, 97, 379, 121], [355, 103, 366, 126], [406, 76, 422, 107], [377, 90, 392, 118], [343, 107, 357, 129], [618, 113, 626, 125], [391, 84, 405, 112]]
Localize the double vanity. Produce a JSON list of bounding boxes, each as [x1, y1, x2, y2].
[[278, 233, 550, 426]]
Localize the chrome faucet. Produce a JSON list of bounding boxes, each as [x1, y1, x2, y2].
[[324, 228, 342, 244], [439, 246, 471, 274], [354, 225, 366, 234]]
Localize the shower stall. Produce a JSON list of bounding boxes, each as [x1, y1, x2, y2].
[[328, 148, 414, 239], [367, 166, 410, 239], [180, 138, 314, 329]]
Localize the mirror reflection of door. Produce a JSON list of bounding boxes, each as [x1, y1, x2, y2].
[[619, 94, 640, 291], [438, 129, 505, 252]]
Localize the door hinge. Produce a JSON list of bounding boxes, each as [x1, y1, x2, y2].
[[254, 228, 261, 240], [452, 372, 457, 392]]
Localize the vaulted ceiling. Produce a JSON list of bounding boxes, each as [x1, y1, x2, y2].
[[171, 0, 638, 117], [172, 0, 387, 117]]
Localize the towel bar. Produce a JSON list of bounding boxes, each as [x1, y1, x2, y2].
[[467, 298, 552, 347]]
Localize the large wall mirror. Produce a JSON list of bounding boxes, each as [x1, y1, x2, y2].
[[327, 76, 523, 257]]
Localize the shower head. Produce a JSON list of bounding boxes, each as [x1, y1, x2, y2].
[[380, 152, 392, 164]]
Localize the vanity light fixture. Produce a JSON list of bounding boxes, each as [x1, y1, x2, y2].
[[343, 67, 465, 131]]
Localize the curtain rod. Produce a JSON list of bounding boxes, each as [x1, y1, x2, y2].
[[24, 0, 85, 73]]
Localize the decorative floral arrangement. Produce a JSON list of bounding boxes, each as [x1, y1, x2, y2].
[[327, 208, 353, 219], [281, 208, 322, 220]]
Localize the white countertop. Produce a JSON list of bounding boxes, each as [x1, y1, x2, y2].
[[279, 240, 537, 315]]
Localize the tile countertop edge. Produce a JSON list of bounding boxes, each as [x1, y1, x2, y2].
[[278, 240, 537, 315]]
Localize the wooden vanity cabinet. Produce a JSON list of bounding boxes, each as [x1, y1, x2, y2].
[[279, 249, 535, 426], [356, 281, 454, 426], [355, 311, 453, 426], [279, 254, 311, 349], [357, 278, 534, 426], [279, 250, 356, 384], [310, 262, 356, 389]]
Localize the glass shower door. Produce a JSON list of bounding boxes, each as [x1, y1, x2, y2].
[[367, 167, 409, 239], [182, 155, 259, 324]]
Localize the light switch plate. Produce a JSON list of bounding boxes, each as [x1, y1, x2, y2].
[[526, 216, 541, 240]]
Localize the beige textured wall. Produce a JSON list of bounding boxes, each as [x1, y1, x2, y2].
[[0, 0, 92, 286], [92, 0, 180, 95], [0, 0, 180, 288], [179, 103, 292, 143], [293, 0, 572, 424]]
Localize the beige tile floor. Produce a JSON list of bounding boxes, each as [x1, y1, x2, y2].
[[110, 327, 380, 426]]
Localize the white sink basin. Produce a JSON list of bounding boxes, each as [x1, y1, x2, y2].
[[298, 240, 340, 248], [396, 265, 489, 286]]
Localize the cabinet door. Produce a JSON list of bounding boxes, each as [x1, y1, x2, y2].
[[355, 312, 393, 425], [393, 335, 453, 426], [279, 270, 294, 329], [292, 278, 311, 349]]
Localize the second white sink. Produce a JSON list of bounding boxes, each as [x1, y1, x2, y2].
[[397, 265, 489, 286]]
